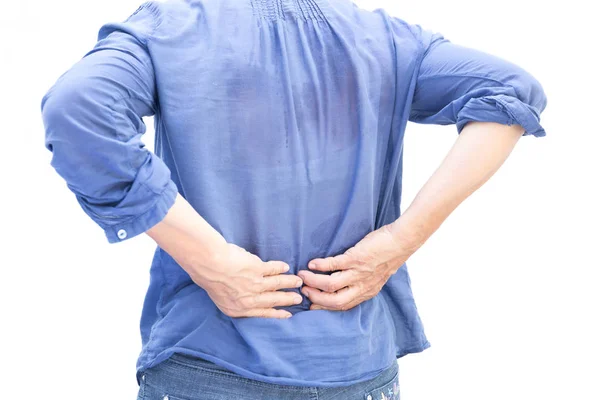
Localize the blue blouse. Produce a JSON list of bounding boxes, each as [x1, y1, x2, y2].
[[40, 0, 547, 388]]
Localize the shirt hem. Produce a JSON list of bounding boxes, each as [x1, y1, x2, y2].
[[137, 341, 431, 388]]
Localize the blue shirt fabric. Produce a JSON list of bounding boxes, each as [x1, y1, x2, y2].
[[40, 0, 547, 388]]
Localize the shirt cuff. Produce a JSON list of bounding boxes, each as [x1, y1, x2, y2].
[[104, 179, 178, 243], [456, 94, 546, 138]]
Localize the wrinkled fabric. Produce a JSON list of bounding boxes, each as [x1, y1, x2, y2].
[[40, 0, 547, 388], [137, 352, 400, 400]]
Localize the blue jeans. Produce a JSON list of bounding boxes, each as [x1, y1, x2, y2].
[[137, 353, 400, 400]]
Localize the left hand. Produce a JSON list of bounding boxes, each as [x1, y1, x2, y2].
[[298, 224, 413, 311]]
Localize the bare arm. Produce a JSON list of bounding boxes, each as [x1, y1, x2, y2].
[[299, 121, 525, 310], [147, 120, 523, 315], [145, 193, 228, 276], [387, 121, 525, 252], [146, 194, 304, 319], [298, 21, 546, 310]]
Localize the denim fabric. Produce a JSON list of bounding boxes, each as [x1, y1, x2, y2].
[[137, 353, 400, 400]]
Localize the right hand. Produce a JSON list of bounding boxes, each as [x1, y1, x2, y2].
[[189, 243, 304, 319]]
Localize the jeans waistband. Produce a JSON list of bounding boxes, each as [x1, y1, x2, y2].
[[169, 352, 238, 374]]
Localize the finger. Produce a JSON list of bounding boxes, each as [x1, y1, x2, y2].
[[297, 270, 352, 293], [301, 285, 358, 310], [262, 261, 290, 276], [248, 291, 303, 309], [308, 253, 353, 272], [262, 274, 304, 291], [243, 308, 293, 319]]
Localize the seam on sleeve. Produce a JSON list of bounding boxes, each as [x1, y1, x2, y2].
[[413, 43, 428, 87], [388, 15, 425, 53], [384, 14, 428, 75], [84, 204, 122, 221], [132, 1, 162, 45], [104, 179, 175, 229], [141, 1, 164, 46], [134, 2, 162, 105], [401, 23, 433, 98], [103, 2, 161, 48], [414, 73, 507, 87]]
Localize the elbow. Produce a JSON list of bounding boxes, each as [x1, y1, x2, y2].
[[40, 78, 104, 185], [41, 88, 61, 153], [41, 77, 99, 153], [41, 83, 79, 152]]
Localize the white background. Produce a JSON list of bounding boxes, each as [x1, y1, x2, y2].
[[1, 0, 598, 399]]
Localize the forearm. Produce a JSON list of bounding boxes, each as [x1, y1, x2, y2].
[[145, 193, 228, 279], [387, 121, 525, 254], [145, 193, 302, 318]]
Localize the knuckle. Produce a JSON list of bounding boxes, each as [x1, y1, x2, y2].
[[336, 254, 348, 268], [239, 296, 253, 309], [332, 298, 344, 309], [267, 296, 278, 308], [251, 276, 263, 288], [264, 262, 277, 274], [344, 249, 360, 265], [355, 280, 366, 292], [329, 258, 338, 270]]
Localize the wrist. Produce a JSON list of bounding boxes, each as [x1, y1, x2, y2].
[[178, 240, 228, 286], [190, 238, 229, 271], [384, 213, 428, 257]]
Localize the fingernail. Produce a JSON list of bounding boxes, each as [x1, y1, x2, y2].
[[294, 295, 303, 304], [308, 262, 316, 269], [283, 264, 290, 272], [302, 289, 309, 298], [296, 279, 303, 287]]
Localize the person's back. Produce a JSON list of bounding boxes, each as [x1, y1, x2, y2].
[[41, 0, 547, 395]]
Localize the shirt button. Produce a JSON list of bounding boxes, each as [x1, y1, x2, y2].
[[366, 395, 372, 400], [163, 396, 169, 400], [117, 229, 127, 240]]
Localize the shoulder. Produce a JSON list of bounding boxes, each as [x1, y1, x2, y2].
[[96, 0, 201, 45], [327, 1, 428, 54]]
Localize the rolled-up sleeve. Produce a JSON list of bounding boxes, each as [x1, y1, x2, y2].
[[40, 2, 178, 243], [408, 28, 548, 137]]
